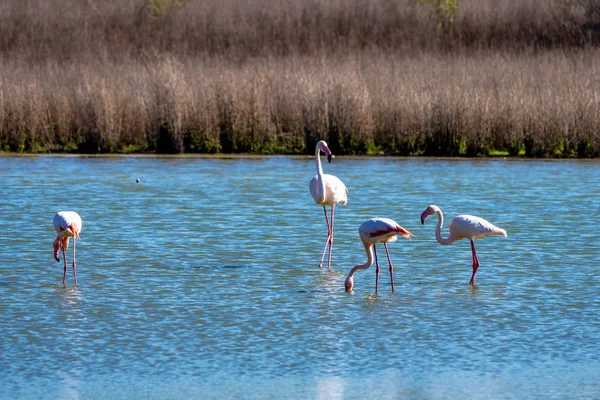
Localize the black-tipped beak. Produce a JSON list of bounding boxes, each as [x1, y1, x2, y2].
[[327, 154, 332, 163], [420, 210, 429, 225], [55, 256, 60, 262]]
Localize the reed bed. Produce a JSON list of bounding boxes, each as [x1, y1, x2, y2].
[[1, 0, 599, 156]]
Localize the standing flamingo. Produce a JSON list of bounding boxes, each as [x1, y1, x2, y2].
[[309, 140, 348, 270], [420, 205, 507, 285], [345, 218, 413, 294], [53, 211, 83, 285]]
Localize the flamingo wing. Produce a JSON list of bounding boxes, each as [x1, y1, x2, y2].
[[360, 218, 412, 242], [309, 175, 322, 203], [450, 215, 506, 241]]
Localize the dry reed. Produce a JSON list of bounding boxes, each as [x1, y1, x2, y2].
[[1, 0, 599, 156]]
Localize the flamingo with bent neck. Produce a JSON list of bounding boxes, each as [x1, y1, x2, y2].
[[420, 204, 507, 285], [345, 218, 413, 294], [53, 211, 83, 285], [309, 140, 348, 270]]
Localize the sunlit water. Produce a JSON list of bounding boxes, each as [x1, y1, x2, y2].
[[1, 155, 598, 399]]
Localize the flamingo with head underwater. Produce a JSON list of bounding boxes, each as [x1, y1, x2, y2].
[[420, 204, 507, 285], [345, 218, 413, 294], [309, 140, 348, 270], [53, 211, 82, 285]]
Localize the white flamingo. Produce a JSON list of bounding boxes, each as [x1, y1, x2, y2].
[[309, 140, 348, 270], [345, 218, 413, 293], [420, 205, 507, 285], [53, 211, 82, 285]]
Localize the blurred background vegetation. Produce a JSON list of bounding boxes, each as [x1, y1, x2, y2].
[[0, 0, 598, 156]]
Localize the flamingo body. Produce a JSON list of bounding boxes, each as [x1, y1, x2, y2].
[[309, 174, 347, 206], [309, 140, 347, 269], [345, 218, 413, 293], [447, 215, 506, 242], [361, 217, 407, 242], [420, 205, 506, 285], [53, 211, 82, 285]]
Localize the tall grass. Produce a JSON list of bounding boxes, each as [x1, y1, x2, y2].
[[0, 0, 599, 156]]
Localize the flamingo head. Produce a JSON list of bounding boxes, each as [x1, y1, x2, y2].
[[421, 205, 438, 225], [53, 237, 60, 262], [316, 140, 333, 163], [344, 275, 354, 292]]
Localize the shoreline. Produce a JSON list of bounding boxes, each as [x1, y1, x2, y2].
[[2, 152, 599, 162]]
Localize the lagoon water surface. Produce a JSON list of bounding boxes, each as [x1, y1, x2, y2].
[[1, 155, 599, 399]]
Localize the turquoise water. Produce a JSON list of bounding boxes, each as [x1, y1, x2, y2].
[[1, 155, 599, 399]]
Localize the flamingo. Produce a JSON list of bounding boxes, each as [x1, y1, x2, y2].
[[309, 140, 348, 270], [420, 205, 507, 285], [53, 211, 82, 285], [344, 218, 413, 294]]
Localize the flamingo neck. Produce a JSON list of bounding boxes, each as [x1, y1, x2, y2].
[[347, 241, 374, 280], [69, 225, 80, 239], [315, 147, 325, 176], [315, 146, 326, 203], [434, 209, 454, 245]]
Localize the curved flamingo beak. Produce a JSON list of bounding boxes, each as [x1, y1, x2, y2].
[[420, 210, 429, 225], [327, 154, 332, 163]]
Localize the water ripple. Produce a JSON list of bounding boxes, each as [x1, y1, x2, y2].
[[0, 156, 599, 399]]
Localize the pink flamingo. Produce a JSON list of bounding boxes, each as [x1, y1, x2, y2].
[[420, 205, 507, 285], [309, 140, 348, 270], [53, 211, 82, 285], [345, 218, 413, 293]]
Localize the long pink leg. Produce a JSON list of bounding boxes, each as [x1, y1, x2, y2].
[[318, 206, 331, 268], [62, 244, 67, 285], [469, 240, 480, 285], [72, 238, 77, 286], [384, 243, 395, 293], [374, 245, 380, 294], [326, 206, 335, 270]]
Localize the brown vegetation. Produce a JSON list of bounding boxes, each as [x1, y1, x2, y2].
[[0, 0, 599, 156]]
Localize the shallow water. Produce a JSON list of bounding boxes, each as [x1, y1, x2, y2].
[[1, 155, 599, 399]]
